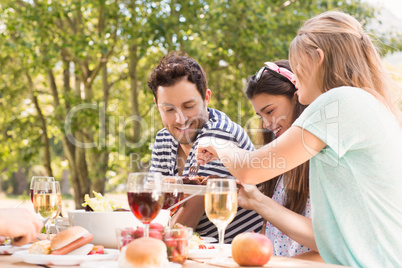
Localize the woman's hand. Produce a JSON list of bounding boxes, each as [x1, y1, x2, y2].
[[0, 208, 43, 246], [196, 136, 221, 165], [237, 181, 264, 211]]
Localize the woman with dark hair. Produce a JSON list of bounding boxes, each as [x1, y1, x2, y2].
[[238, 60, 314, 258]]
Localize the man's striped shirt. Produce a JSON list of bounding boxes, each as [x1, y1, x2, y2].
[[150, 108, 263, 243]]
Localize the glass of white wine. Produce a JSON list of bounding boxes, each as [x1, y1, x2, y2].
[[33, 181, 61, 238], [205, 178, 238, 265], [30, 176, 55, 203]]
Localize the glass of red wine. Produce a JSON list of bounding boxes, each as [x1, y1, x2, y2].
[[162, 176, 184, 217], [30, 176, 55, 203], [127, 172, 164, 238]]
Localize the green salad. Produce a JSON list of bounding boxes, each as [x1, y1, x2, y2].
[[82, 191, 124, 212]]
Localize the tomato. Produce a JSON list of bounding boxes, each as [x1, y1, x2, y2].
[[198, 244, 215, 249], [88, 245, 105, 255]]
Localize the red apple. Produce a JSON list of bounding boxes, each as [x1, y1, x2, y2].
[[232, 232, 273, 266]]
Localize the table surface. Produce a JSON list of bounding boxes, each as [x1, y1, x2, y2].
[[1, 254, 347, 268]]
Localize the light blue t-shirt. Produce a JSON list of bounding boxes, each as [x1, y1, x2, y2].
[[293, 86, 402, 267]]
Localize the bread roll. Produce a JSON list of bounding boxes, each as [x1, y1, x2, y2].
[[29, 240, 51, 255], [118, 237, 168, 268], [51, 226, 89, 251]]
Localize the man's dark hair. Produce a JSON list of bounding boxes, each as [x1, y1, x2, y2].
[[147, 51, 208, 102]]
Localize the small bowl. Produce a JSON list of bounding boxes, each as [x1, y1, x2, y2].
[[163, 226, 193, 264], [68, 209, 170, 249]]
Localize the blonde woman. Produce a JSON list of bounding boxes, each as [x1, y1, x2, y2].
[[196, 11, 402, 267]]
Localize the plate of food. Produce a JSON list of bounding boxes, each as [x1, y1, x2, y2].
[[179, 175, 224, 195], [200, 236, 218, 243], [181, 184, 206, 195], [13, 226, 119, 266], [188, 243, 231, 259], [0, 244, 31, 255], [189, 234, 218, 250], [13, 249, 119, 266], [80, 260, 182, 268]]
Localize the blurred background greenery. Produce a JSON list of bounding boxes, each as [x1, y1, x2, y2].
[[0, 0, 401, 208]]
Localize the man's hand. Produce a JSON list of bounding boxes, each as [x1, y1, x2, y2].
[[0, 208, 43, 246]]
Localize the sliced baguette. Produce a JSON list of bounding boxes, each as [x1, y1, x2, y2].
[[29, 240, 51, 255]]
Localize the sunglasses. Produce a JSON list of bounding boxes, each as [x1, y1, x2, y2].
[[254, 62, 295, 85]]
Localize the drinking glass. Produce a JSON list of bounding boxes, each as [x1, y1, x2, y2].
[[162, 176, 184, 217], [205, 178, 237, 265], [33, 181, 61, 238], [30, 176, 55, 203], [127, 172, 164, 238]]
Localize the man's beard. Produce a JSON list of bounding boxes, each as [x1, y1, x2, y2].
[[171, 116, 207, 145]]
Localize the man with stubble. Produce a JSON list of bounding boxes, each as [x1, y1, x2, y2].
[[148, 51, 262, 243]]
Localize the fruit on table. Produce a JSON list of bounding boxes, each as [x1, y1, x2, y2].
[[150, 223, 164, 233], [232, 232, 273, 266], [163, 223, 190, 264], [120, 223, 164, 247], [133, 227, 163, 240], [120, 222, 191, 265], [198, 244, 215, 249], [89, 245, 105, 255]]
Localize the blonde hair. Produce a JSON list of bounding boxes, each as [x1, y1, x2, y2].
[[289, 11, 401, 121]]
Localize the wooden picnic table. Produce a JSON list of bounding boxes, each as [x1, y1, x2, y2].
[[1, 253, 348, 268]]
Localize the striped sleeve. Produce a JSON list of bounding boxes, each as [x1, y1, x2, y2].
[[149, 142, 160, 173], [150, 129, 176, 176]]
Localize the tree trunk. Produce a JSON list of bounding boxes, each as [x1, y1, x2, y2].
[[129, 43, 141, 144], [13, 167, 28, 195], [73, 68, 92, 207], [48, 61, 89, 209], [26, 72, 53, 177], [129, 0, 141, 145], [90, 63, 109, 194], [75, 141, 91, 204]]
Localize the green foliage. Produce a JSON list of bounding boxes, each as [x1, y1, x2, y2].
[[0, 0, 399, 196]]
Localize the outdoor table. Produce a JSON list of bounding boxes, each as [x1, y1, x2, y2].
[[1, 254, 348, 268]]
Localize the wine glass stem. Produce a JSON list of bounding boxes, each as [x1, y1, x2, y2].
[[144, 223, 150, 238], [45, 221, 50, 240], [218, 227, 225, 257]]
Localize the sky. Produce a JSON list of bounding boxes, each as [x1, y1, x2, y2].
[[364, 0, 402, 19]]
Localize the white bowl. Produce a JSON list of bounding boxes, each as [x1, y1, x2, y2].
[[68, 209, 170, 249]]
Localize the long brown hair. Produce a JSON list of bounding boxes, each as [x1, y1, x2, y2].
[[245, 60, 310, 214]]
